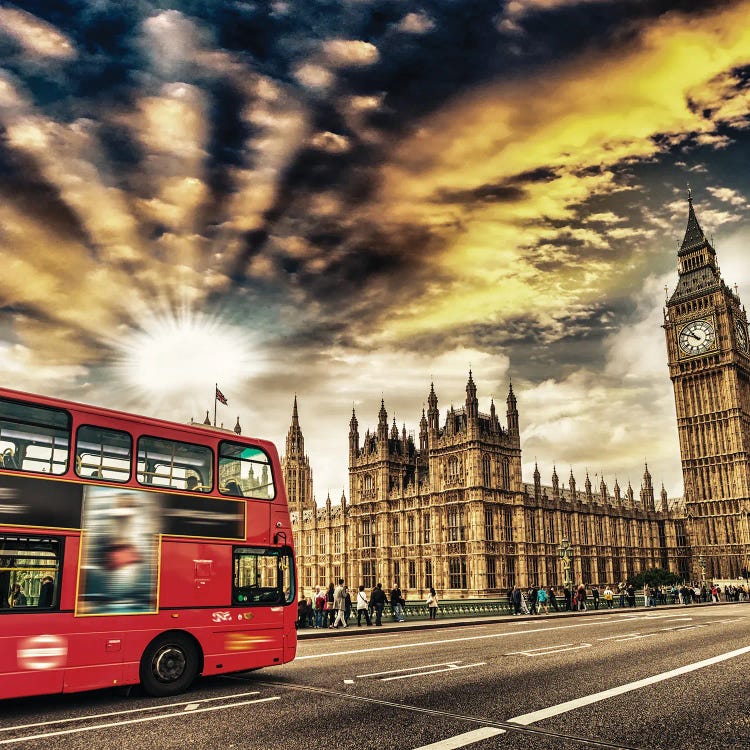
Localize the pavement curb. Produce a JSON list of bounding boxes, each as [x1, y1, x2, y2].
[[296, 600, 745, 640]]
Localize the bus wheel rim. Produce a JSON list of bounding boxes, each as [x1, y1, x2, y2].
[[153, 645, 187, 683]]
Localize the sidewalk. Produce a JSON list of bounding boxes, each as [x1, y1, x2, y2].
[[297, 600, 744, 640]]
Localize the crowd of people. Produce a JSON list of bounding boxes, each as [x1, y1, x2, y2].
[[296, 580, 439, 628], [508, 581, 749, 615], [297, 579, 747, 627]]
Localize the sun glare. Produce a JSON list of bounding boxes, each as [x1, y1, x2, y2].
[[113, 308, 258, 406]]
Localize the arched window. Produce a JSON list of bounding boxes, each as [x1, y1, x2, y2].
[[447, 456, 460, 483], [482, 456, 492, 486]]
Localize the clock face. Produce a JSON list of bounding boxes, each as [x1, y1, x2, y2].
[[737, 321, 749, 353], [678, 319, 716, 356]]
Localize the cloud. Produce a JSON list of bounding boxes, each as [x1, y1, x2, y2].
[[322, 39, 379, 67], [309, 131, 351, 153], [396, 12, 436, 34], [0, 7, 76, 60], [707, 186, 747, 207], [369, 2, 750, 343]]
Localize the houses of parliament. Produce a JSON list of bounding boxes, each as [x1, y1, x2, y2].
[[286, 197, 750, 598]]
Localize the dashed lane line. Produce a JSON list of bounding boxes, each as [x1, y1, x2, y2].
[[0, 697, 280, 745], [411, 727, 506, 749], [507, 643, 750, 726], [506, 643, 591, 657], [381, 662, 486, 681], [357, 661, 465, 678]]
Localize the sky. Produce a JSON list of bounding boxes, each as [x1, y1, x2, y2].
[[1, 0, 749, 504]]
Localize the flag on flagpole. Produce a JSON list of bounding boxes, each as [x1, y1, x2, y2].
[[215, 386, 228, 405]]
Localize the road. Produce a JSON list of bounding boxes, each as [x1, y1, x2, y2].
[[1, 604, 749, 750]]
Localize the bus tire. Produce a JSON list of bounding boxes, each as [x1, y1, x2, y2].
[[139, 633, 199, 697]]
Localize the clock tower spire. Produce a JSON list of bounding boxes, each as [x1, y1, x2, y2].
[[663, 193, 750, 580]]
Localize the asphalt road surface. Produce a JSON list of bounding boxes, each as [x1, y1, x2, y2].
[[1, 604, 749, 750]]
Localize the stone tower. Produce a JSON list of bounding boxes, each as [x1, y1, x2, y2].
[[663, 193, 750, 578], [281, 396, 315, 515]]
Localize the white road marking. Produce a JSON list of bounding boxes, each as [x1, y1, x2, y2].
[[183, 704, 200, 712], [0, 697, 280, 745], [357, 661, 463, 678], [507, 644, 750, 726], [411, 727, 506, 749], [0, 691, 261, 733], [611, 633, 659, 641], [381, 662, 485, 681], [506, 643, 591, 656], [344, 679, 354, 684], [597, 633, 640, 641]]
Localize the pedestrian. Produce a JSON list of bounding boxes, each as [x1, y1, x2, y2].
[[326, 582, 336, 625], [370, 582, 387, 625], [644, 583, 652, 607], [427, 587, 439, 620], [618, 583, 626, 608], [356, 585, 372, 626], [537, 586, 549, 614], [603, 586, 614, 609], [314, 586, 326, 628], [591, 585, 600, 610], [563, 586, 572, 611], [344, 588, 352, 622], [331, 578, 348, 628], [549, 587, 559, 612], [511, 585, 522, 615], [297, 596, 309, 628], [576, 584, 587, 611], [390, 582, 405, 622], [626, 583, 636, 607], [528, 586, 538, 615]]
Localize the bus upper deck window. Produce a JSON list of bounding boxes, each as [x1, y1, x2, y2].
[[76, 425, 132, 483], [219, 442, 276, 500], [0, 399, 70, 476], [136, 436, 213, 492]]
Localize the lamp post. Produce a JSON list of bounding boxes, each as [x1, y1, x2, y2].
[[559, 537, 573, 592]]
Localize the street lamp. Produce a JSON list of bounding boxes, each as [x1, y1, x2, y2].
[[558, 538, 573, 592]]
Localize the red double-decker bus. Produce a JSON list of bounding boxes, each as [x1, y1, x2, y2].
[[0, 387, 296, 699]]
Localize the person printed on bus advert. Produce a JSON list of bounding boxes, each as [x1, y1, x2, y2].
[[38, 576, 54, 607], [103, 494, 143, 571], [10, 584, 26, 607]]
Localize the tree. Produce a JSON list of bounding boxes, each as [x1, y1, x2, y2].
[[627, 567, 679, 589]]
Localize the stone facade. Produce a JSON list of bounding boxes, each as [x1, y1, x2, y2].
[[288, 375, 691, 599], [664, 195, 750, 580]]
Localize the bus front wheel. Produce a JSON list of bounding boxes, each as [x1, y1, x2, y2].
[[139, 633, 199, 697]]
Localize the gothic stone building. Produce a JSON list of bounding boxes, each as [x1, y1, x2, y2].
[[664, 194, 750, 580], [288, 374, 691, 599], [287, 196, 750, 599]]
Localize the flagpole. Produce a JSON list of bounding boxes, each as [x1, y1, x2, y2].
[[214, 382, 217, 427]]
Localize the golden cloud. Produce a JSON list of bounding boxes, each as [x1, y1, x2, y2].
[[0, 8, 76, 60], [371, 1, 750, 343]]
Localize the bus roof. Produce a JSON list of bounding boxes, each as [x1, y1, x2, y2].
[[0, 386, 277, 452]]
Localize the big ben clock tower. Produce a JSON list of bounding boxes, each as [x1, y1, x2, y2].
[[664, 192, 750, 579]]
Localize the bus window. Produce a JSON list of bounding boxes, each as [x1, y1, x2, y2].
[[219, 442, 276, 500], [0, 536, 62, 610], [75, 425, 132, 483], [0, 399, 69, 476], [232, 547, 294, 606], [136, 436, 213, 492]]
